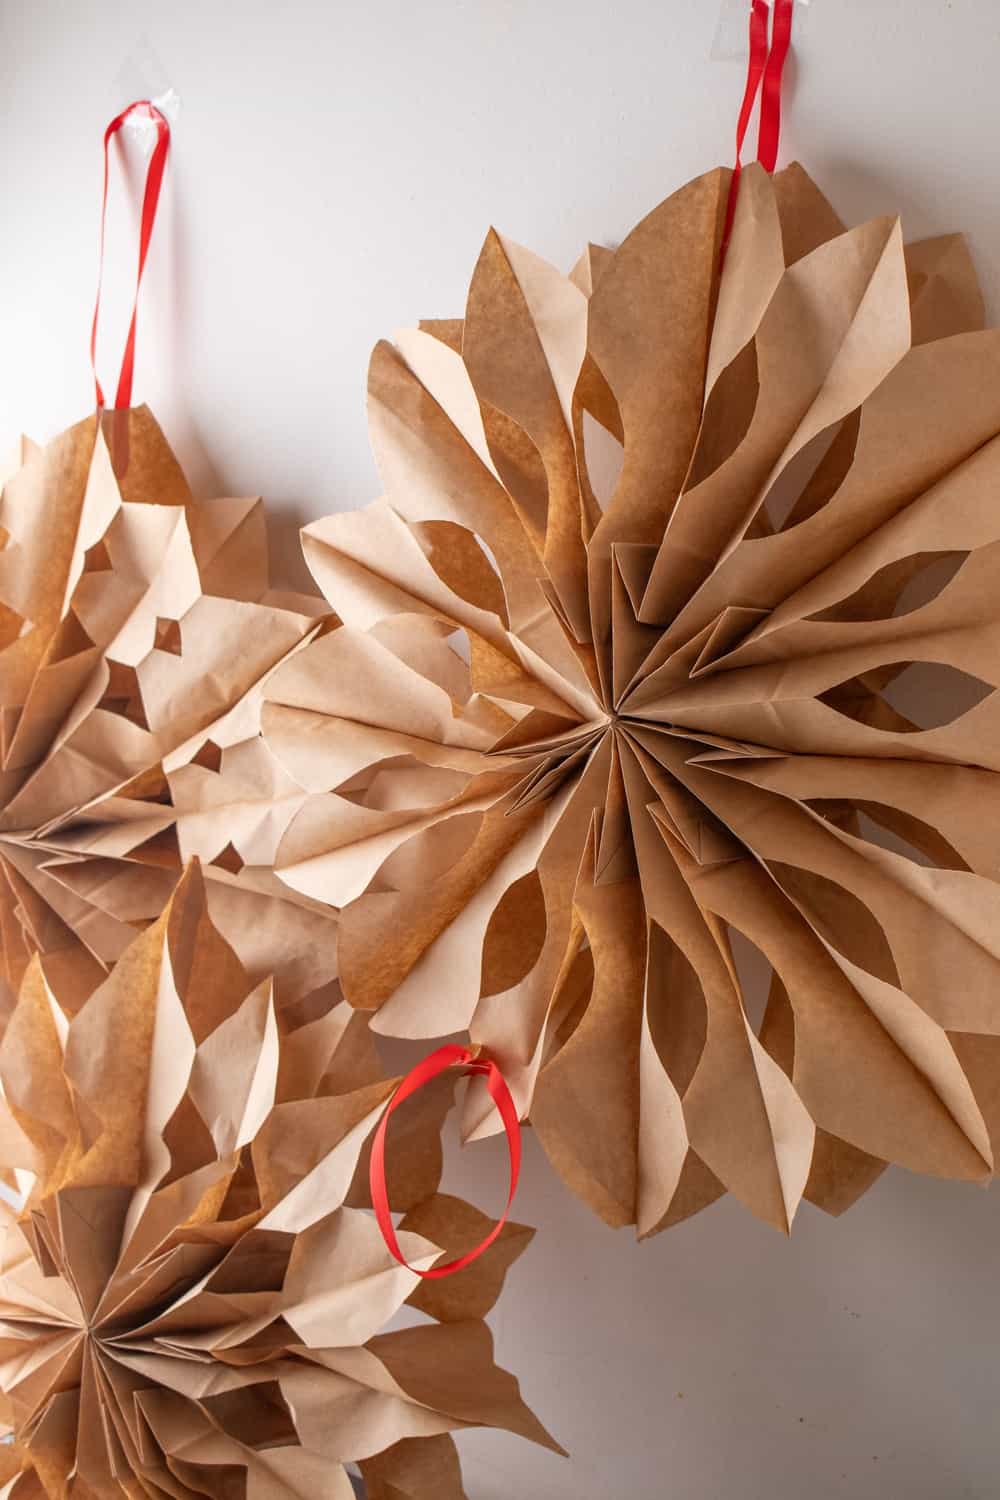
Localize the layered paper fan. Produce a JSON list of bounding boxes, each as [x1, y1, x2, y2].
[[0, 863, 556, 1500], [262, 161, 1000, 1236], [0, 408, 337, 1021]]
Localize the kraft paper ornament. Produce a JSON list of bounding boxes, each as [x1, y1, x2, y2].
[[0, 104, 345, 1026], [0, 863, 557, 1500], [0, 403, 340, 1024], [262, 148, 1000, 1238]]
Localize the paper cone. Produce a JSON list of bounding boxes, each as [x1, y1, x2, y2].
[[0, 407, 337, 1023], [262, 162, 1000, 1236], [0, 863, 557, 1499]]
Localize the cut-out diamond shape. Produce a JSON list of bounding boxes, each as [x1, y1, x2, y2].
[[154, 617, 183, 656], [98, 663, 149, 731], [211, 841, 244, 874], [191, 740, 223, 773], [83, 539, 113, 573]]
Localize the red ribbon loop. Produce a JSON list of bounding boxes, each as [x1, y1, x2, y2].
[[90, 100, 171, 412], [757, 0, 794, 172], [369, 1044, 522, 1280], [722, 0, 795, 254]]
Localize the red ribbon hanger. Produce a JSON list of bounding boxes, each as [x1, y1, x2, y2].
[[757, 0, 794, 171], [90, 100, 171, 412], [369, 1044, 522, 1279], [722, 0, 795, 251]]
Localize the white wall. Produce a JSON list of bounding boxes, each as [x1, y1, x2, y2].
[[3, 2, 1000, 1495]]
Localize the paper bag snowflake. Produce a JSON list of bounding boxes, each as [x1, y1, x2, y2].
[[0, 407, 336, 1021], [263, 162, 1000, 1236], [0, 863, 556, 1499]]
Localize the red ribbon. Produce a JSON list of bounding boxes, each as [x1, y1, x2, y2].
[[757, 0, 794, 172], [90, 100, 171, 412], [369, 1044, 522, 1279], [722, 0, 795, 253]]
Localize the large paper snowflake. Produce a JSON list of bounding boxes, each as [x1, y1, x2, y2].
[[0, 864, 555, 1500], [0, 408, 335, 1021], [263, 162, 1000, 1235]]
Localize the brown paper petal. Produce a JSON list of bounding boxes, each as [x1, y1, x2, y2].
[[398, 1193, 535, 1323], [361, 1433, 467, 1500]]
